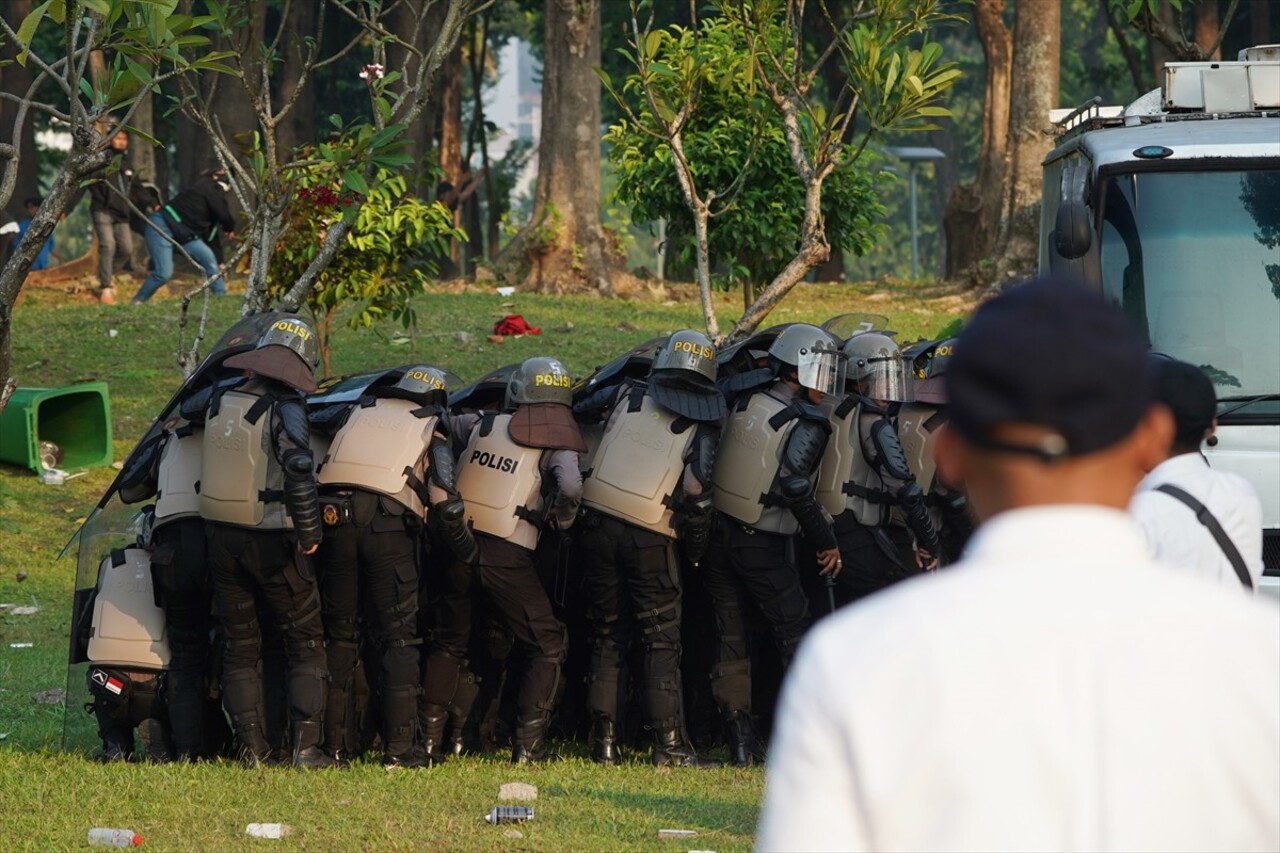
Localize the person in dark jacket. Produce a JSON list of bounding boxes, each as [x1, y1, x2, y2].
[[89, 129, 136, 304], [134, 165, 237, 303]]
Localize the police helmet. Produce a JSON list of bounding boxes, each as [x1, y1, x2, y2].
[[507, 356, 574, 407], [648, 330, 726, 422], [843, 331, 915, 402], [767, 324, 847, 395], [222, 314, 319, 393], [394, 364, 451, 406]]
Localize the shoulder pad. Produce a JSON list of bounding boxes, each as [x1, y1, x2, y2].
[[309, 402, 353, 436], [429, 438, 460, 496], [869, 418, 914, 481], [782, 419, 830, 478], [792, 399, 830, 425], [688, 424, 719, 489]]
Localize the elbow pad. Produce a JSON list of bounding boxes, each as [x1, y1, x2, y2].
[[688, 427, 718, 491], [896, 480, 940, 555], [428, 440, 461, 499], [436, 497, 478, 564], [281, 448, 321, 548]]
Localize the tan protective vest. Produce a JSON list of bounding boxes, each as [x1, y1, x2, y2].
[[88, 549, 171, 668], [896, 401, 943, 531], [455, 413, 545, 550], [154, 426, 202, 524], [712, 389, 799, 535], [583, 389, 690, 537], [816, 395, 884, 525], [199, 387, 290, 529], [318, 398, 437, 518]]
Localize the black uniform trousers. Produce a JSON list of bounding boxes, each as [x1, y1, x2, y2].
[[150, 516, 213, 757], [207, 523, 326, 747], [831, 510, 917, 604], [704, 517, 812, 716], [422, 534, 567, 737], [579, 510, 684, 729], [317, 489, 421, 758]]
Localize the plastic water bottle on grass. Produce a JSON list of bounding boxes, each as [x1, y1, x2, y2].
[[485, 806, 534, 824], [87, 827, 142, 847]]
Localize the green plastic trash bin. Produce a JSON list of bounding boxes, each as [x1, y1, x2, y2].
[[0, 382, 113, 473]]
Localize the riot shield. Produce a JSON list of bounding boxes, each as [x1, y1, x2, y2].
[[449, 363, 521, 414], [821, 313, 889, 341], [572, 336, 666, 404]]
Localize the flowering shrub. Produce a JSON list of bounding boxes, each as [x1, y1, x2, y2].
[[268, 155, 462, 373]]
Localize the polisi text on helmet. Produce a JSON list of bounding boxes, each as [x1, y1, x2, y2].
[[672, 340, 714, 360], [271, 319, 312, 342], [404, 369, 446, 389], [534, 373, 572, 388]]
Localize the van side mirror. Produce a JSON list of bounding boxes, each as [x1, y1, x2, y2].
[[1053, 199, 1091, 259]]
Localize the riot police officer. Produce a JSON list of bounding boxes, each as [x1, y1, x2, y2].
[[312, 365, 476, 768], [574, 330, 725, 768], [897, 339, 971, 563], [707, 324, 844, 765], [815, 331, 940, 603], [199, 316, 330, 768], [422, 357, 584, 764]]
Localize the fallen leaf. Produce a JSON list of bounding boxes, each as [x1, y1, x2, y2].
[[486, 335, 506, 345]]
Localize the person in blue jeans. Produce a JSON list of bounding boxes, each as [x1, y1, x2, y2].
[[134, 166, 237, 304]]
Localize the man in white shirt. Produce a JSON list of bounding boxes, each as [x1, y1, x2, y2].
[[757, 277, 1280, 853], [1130, 357, 1263, 590]]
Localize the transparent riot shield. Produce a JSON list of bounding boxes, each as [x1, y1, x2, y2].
[[821, 313, 889, 341]]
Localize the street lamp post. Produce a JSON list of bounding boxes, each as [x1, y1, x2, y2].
[[885, 146, 946, 280]]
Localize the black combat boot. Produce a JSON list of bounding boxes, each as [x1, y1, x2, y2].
[[419, 704, 450, 766], [233, 720, 272, 768], [511, 714, 552, 765], [136, 718, 174, 763], [590, 714, 621, 765], [652, 725, 722, 769], [725, 711, 760, 767], [292, 721, 338, 769]]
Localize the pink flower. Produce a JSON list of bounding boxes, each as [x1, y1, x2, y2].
[[359, 64, 385, 82]]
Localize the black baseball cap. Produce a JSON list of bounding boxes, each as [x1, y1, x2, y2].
[[1151, 356, 1215, 446], [946, 276, 1154, 461]]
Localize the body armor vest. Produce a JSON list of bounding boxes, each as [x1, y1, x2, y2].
[[817, 395, 890, 525], [317, 398, 437, 518], [455, 414, 545, 550], [713, 388, 800, 535], [583, 388, 691, 537], [154, 426, 202, 525], [896, 401, 944, 530], [88, 548, 171, 668], [199, 387, 290, 529]]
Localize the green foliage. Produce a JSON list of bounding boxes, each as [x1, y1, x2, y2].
[[603, 14, 887, 290], [266, 145, 462, 370]]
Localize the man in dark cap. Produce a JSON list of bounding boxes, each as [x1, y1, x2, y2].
[[198, 315, 332, 768], [759, 277, 1280, 852], [573, 330, 724, 768], [1130, 356, 1263, 590]]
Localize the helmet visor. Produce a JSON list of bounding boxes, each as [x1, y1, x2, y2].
[[796, 347, 847, 395], [863, 355, 916, 402]]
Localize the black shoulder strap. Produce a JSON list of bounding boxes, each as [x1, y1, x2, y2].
[[627, 383, 646, 413], [834, 394, 858, 419], [1154, 484, 1252, 589], [479, 412, 497, 437]]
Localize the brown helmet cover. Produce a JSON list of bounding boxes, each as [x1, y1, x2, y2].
[[508, 403, 587, 453]]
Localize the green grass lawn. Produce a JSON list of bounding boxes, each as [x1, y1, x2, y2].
[[0, 280, 971, 850]]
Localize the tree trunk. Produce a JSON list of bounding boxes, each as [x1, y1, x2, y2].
[[1149, 1, 1179, 84], [0, 0, 37, 220], [276, 0, 316, 158], [387, 0, 446, 198], [943, 0, 1011, 280], [993, 0, 1059, 283], [496, 0, 613, 295], [440, 45, 464, 268], [1251, 0, 1272, 47], [1194, 0, 1222, 59]]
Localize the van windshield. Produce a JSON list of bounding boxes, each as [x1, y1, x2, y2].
[[1099, 168, 1280, 413]]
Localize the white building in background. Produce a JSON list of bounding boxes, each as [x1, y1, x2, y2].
[[486, 39, 540, 203]]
